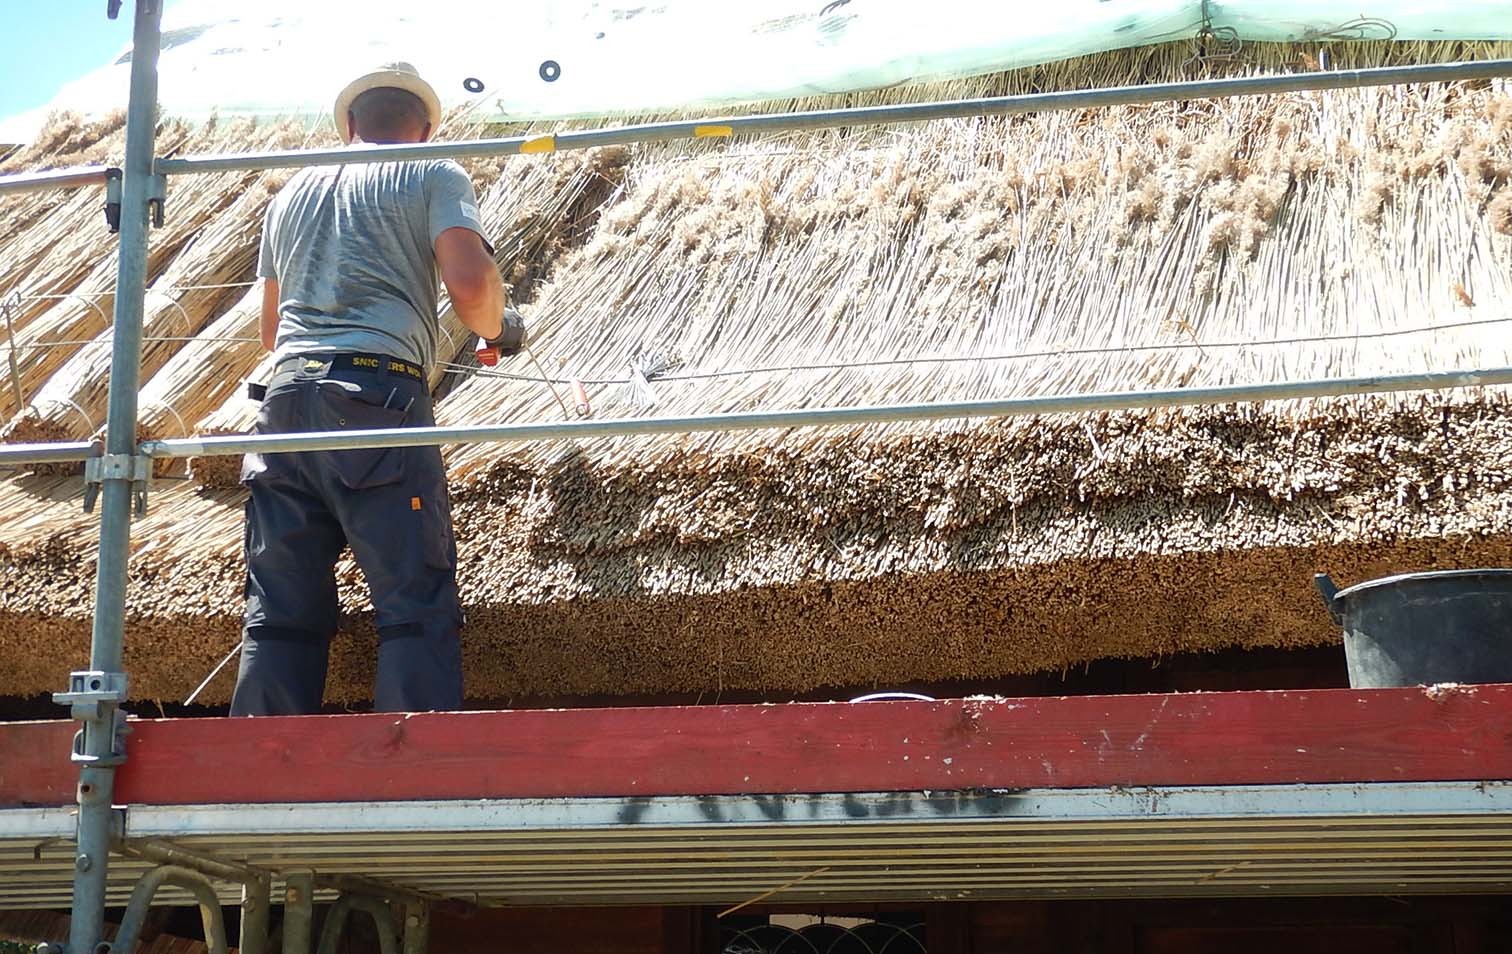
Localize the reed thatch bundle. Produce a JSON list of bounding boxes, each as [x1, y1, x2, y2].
[[2, 187, 271, 449], [1, 256, 121, 428], [184, 349, 276, 488], [0, 119, 201, 422], [0, 122, 283, 430], [135, 285, 261, 452], [0, 111, 128, 252], [5, 388, 1512, 703], [440, 45, 1512, 486], [2, 124, 315, 450], [2, 40, 1511, 705]]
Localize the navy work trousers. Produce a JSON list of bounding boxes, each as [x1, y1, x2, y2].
[[230, 354, 463, 715]]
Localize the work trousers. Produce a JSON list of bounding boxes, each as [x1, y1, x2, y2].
[[230, 354, 463, 715]]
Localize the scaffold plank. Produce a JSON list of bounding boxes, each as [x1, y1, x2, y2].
[[2, 783, 1511, 909], [3, 685, 1511, 808]]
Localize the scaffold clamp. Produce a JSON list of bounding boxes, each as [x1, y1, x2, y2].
[[83, 452, 152, 517], [54, 671, 127, 722], [104, 168, 123, 233], [53, 671, 131, 767], [147, 172, 167, 228]]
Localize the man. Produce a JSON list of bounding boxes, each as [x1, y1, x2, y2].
[[230, 63, 509, 715]]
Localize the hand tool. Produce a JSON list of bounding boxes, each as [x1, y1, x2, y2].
[[475, 307, 527, 366]]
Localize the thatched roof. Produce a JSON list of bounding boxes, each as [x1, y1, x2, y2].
[[2, 41, 1510, 705]]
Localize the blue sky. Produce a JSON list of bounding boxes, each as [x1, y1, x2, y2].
[[0, 2, 194, 122]]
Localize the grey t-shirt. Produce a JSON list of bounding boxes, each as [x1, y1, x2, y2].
[[256, 159, 487, 370]]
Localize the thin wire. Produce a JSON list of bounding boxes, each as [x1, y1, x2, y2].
[[439, 314, 1512, 388], [8, 334, 259, 352], [1302, 16, 1399, 42], [9, 280, 259, 304], [525, 347, 572, 419], [184, 641, 242, 706], [152, 280, 259, 292], [717, 867, 832, 919], [140, 396, 191, 435]]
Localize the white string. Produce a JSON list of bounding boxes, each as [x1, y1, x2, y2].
[[140, 396, 191, 437], [9, 334, 258, 352], [184, 641, 242, 706], [14, 280, 259, 301], [438, 314, 1512, 388], [36, 397, 95, 433], [526, 347, 572, 419], [145, 288, 195, 338]]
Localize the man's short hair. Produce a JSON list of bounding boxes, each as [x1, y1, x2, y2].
[[350, 87, 430, 141]]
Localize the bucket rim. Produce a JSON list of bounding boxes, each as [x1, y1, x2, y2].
[[1333, 568, 1512, 603]]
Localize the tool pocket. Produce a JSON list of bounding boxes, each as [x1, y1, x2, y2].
[[417, 467, 459, 574], [240, 388, 299, 484], [314, 380, 409, 490]]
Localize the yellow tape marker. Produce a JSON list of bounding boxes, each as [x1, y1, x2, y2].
[[694, 125, 735, 138], [520, 135, 557, 154]]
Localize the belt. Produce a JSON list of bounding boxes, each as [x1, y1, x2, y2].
[[282, 352, 425, 382]]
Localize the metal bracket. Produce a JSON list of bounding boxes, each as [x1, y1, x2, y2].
[[84, 452, 152, 517], [104, 168, 124, 233], [147, 172, 167, 228], [53, 670, 131, 767], [115, 865, 232, 954], [3, 292, 25, 413], [54, 670, 128, 721], [316, 894, 403, 954]]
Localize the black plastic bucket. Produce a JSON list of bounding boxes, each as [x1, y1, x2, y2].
[[1314, 569, 1512, 688]]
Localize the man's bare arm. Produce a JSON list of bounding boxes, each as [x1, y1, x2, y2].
[[260, 277, 280, 351], [435, 227, 505, 340]]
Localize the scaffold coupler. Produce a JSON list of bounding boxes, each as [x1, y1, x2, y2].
[[53, 670, 130, 768], [103, 168, 124, 233], [84, 451, 152, 517]]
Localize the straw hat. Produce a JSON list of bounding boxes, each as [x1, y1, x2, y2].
[[333, 62, 443, 144]]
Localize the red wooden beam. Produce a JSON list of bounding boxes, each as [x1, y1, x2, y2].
[[2, 685, 1511, 808]]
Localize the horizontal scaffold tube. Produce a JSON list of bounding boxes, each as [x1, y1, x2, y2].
[[0, 440, 98, 467], [139, 366, 1512, 460], [0, 165, 117, 195], [154, 58, 1512, 177]]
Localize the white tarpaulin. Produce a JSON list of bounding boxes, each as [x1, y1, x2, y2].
[[3, 0, 1511, 142]]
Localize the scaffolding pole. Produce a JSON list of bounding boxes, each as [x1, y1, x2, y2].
[[0, 440, 97, 468], [133, 365, 1512, 461], [65, 2, 162, 953], [0, 166, 116, 195], [153, 58, 1512, 176], [0, 367, 1506, 470]]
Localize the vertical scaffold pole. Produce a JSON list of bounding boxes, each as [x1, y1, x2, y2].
[[68, 2, 163, 951]]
